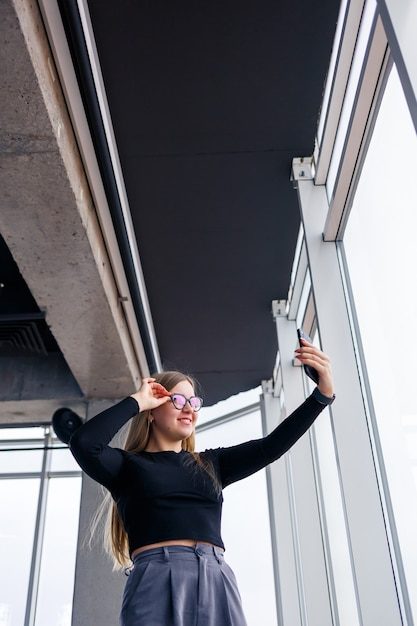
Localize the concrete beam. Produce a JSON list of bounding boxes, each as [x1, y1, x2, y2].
[[0, 397, 87, 426], [0, 0, 143, 398]]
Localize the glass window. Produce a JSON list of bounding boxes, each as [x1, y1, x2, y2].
[[198, 386, 261, 426], [34, 477, 81, 626], [296, 267, 312, 329], [0, 450, 43, 474], [49, 447, 81, 473], [197, 409, 277, 626], [0, 427, 44, 440], [0, 426, 82, 626], [343, 63, 417, 621], [0, 479, 40, 626]]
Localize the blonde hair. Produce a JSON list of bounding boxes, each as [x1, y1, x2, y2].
[[87, 371, 221, 570]]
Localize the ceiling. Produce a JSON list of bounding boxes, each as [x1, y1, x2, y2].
[[2, 0, 340, 405]]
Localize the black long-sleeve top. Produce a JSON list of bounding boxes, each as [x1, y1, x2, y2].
[[69, 388, 329, 556]]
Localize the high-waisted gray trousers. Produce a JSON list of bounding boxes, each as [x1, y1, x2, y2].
[[120, 543, 248, 626]]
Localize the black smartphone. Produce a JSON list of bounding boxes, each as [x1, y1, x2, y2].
[[296, 327, 320, 384]]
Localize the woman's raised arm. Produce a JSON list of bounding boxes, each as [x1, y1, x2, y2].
[[69, 396, 140, 491], [69, 378, 170, 491]]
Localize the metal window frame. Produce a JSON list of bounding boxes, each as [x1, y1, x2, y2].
[[300, 319, 361, 626], [301, 3, 417, 619], [262, 314, 334, 626], [376, 0, 417, 133], [0, 426, 81, 626], [315, 0, 367, 183], [325, 11, 390, 239], [260, 381, 284, 626], [336, 240, 414, 626], [293, 176, 403, 626]]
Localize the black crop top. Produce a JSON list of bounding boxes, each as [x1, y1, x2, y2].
[[69, 388, 329, 556]]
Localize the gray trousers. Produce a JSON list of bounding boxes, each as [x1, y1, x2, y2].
[[120, 543, 248, 626]]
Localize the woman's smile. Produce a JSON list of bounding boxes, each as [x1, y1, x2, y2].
[[178, 417, 192, 425]]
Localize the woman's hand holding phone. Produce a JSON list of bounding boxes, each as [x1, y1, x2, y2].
[[295, 329, 335, 398]]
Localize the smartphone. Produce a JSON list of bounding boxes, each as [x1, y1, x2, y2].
[[296, 328, 320, 384]]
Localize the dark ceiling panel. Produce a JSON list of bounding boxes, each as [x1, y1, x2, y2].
[[86, 0, 340, 404]]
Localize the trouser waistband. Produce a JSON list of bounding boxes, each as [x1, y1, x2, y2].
[[129, 542, 226, 613], [132, 542, 225, 564]]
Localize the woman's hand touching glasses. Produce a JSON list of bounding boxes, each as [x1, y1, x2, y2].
[[130, 378, 171, 412]]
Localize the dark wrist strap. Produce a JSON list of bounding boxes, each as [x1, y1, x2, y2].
[[312, 387, 336, 405]]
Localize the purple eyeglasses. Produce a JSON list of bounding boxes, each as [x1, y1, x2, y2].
[[170, 393, 203, 412]]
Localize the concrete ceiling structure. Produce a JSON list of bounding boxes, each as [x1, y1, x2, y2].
[[0, 0, 340, 412]]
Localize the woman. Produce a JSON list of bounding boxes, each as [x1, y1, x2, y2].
[[69, 337, 335, 625]]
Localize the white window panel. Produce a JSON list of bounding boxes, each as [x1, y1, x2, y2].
[[49, 447, 82, 473], [344, 63, 417, 623], [0, 450, 43, 474], [0, 479, 40, 626], [34, 477, 82, 626], [0, 427, 44, 440]]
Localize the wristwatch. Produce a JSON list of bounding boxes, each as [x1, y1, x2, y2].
[[312, 386, 336, 405]]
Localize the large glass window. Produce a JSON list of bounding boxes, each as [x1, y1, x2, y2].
[[34, 476, 82, 626], [197, 403, 277, 626], [0, 427, 81, 626], [343, 63, 417, 621], [0, 478, 40, 626]]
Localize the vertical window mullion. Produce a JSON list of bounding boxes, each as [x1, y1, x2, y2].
[[24, 430, 52, 626]]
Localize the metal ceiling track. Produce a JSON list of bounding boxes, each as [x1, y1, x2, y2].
[[39, 0, 161, 375]]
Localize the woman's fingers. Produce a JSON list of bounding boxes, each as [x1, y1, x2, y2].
[[140, 379, 169, 395], [296, 350, 329, 366], [150, 382, 170, 396], [297, 355, 329, 372], [154, 395, 171, 405], [295, 340, 334, 396], [299, 351, 332, 370], [296, 339, 330, 363]]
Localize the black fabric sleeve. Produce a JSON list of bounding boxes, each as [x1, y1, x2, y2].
[[206, 390, 328, 488], [69, 396, 139, 491]]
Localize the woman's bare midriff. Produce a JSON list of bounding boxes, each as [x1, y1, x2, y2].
[[131, 539, 223, 559]]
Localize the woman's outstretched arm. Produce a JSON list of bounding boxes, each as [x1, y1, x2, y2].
[[206, 338, 335, 487], [208, 387, 331, 487]]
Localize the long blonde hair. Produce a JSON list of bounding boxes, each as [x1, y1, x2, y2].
[[87, 371, 220, 570]]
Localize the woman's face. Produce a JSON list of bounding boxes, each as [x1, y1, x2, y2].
[[150, 379, 198, 444]]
